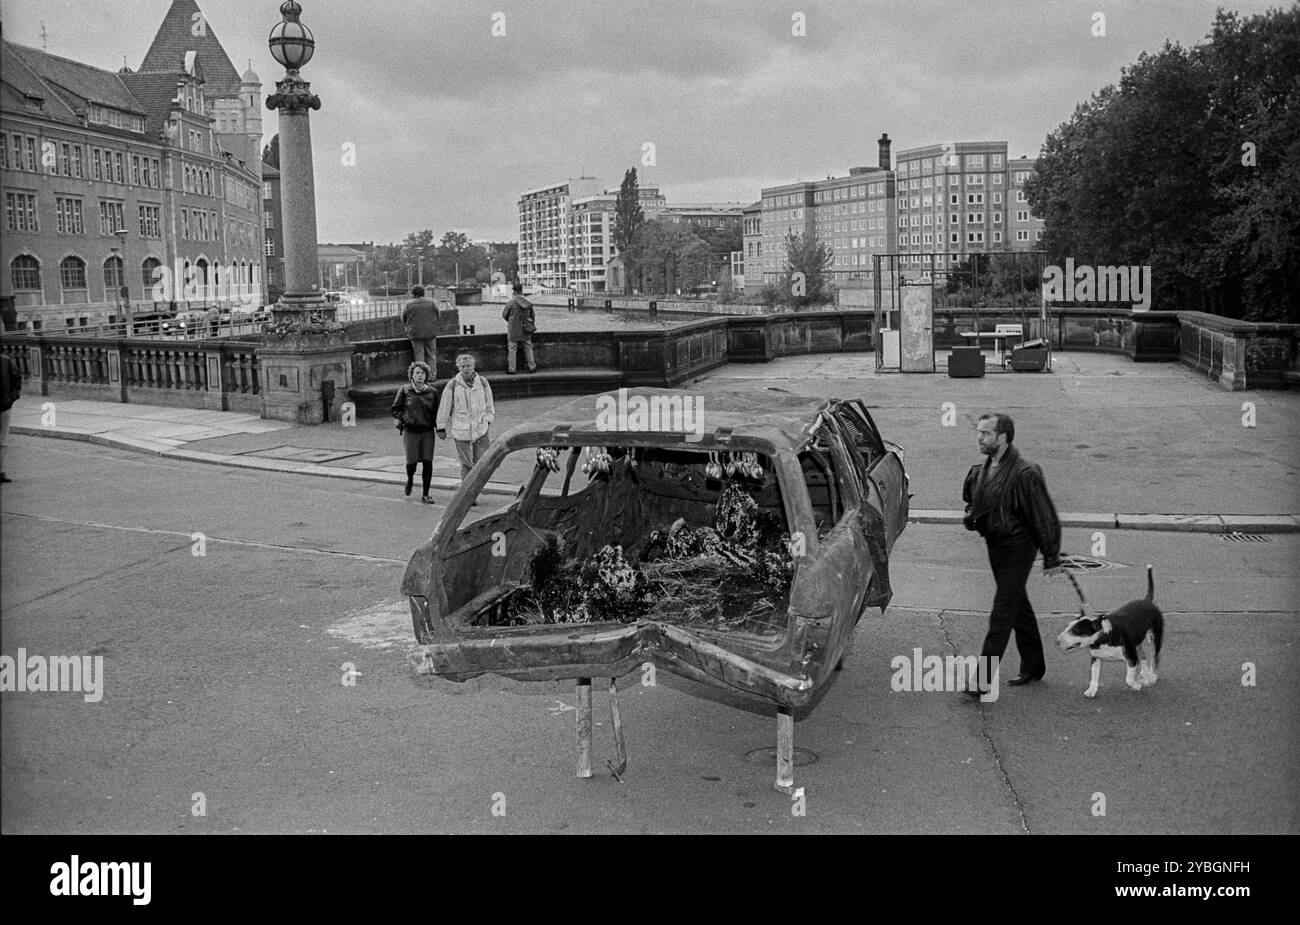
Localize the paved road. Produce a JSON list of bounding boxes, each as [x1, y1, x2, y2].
[[2, 435, 1296, 833]]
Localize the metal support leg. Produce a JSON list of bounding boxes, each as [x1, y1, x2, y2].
[[576, 678, 593, 778], [775, 706, 795, 794], [608, 678, 627, 780]]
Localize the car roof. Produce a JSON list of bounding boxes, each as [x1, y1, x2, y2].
[[501, 387, 837, 453]]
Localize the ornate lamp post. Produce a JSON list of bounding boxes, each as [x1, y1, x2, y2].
[[265, 0, 340, 334], [259, 0, 350, 423], [113, 228, 132, 327]]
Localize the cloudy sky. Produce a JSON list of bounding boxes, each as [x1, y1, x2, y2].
[[4, 0, 1282, 243]]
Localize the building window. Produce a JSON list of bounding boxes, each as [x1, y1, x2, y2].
[[56, 197, 84, 234], [131, 155, 142, 185], [1016, 191, 1027, 203], [24, 136, 37, 171], [949, 175, 959, 187], [59, 256, 87, 289], [92, 149, 103, 181], [993, 231, 1003, 243], [993, 212, 1002, 224], [141, 257, 162, 293], [99, 201, 125, 235], [1017, 230, 1030, 241], [262, 182, 272, 199], [264, 212, 273, 229], [72, 145, 84, 178], [991, 154, 1004, 168], [139, 204, 161, 238], [1017, 210, 1030, 222], [59, 142, 71, 175], [967, 193, 984, 205], [967, 231, 985, 244], [264, 238, 275, 257], [6, 192, 39, 232], [150, 159, 160, 188], [182, 209, 190, 239], [967, 213, 984, 223], [104, 256, 124, 293], [965, 154, 985, 169], [11, 255, 41, 290]]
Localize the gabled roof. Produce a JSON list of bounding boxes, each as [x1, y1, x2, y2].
[[4, 42, 145, 119], [261, 161, 280, 179], [138, 0, 242, 97]]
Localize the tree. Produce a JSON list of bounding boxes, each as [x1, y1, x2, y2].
[[1026, 6, 1300, 322], [778, 232, 834, 307], [261, 134, 279, 169], [613, 168, 645, 289]]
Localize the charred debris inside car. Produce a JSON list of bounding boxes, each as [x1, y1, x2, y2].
[[404, 388, 908, 792]]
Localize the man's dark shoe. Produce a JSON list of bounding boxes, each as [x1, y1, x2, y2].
[[0, 472, 10, 483], [962, 688, 984, 699], [1007, 673, 1044, 686], [528, 366, 538, 373], [506, 370, 517, 375]]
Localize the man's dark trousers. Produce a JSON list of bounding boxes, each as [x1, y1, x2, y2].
[[980, 533, 1046, 677]]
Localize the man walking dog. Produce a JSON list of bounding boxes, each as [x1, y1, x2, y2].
[[962, 413, 1063, 695]]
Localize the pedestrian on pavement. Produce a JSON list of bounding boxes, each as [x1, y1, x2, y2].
[[436, 353, 494, 488], [961, 412, 1062, 693], [502, 283, 538, 375], [391, 361, 441, 504], [0, 351, 20, 483], [402, 285, 440, 368]]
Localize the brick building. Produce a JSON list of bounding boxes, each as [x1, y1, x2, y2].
[[0, 0, 265, 331]]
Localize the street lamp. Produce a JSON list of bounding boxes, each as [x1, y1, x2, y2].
[[109, 245, 123, 320], [417, 255, 424, 286], [266, 0, 337, 330], [113, 227, 131, 327]]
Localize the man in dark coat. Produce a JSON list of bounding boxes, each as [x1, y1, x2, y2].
[[962, 412, 1062, 692], [501, 283, 537, 374], [0, 351, 21, 483], [402, 285, 440, 367]]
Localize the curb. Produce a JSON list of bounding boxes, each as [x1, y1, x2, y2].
[[12, 425, 520, 496]]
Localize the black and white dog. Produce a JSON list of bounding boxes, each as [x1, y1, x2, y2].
[[1055, 565, 1164, 698]]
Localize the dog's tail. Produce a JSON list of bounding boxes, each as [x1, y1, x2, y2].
[[1146, 564, 1155, 602]]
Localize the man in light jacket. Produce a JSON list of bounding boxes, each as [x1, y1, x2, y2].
[[402, 285, 440, 367], [436, 352, 495, 481]]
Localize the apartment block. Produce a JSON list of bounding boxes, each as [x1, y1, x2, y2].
[[759, 133, 897, 288], [517, 176, 604, 290], [892, 140, 1045, 276]]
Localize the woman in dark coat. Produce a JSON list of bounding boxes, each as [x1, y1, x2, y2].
[[391, 361, 440, 503]]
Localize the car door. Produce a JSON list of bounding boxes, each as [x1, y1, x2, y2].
[[838, 400, 908, 553]]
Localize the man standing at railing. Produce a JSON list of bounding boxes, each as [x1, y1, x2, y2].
[[502, 283, 538, 375], [402, 285, 440, 369], [0, 351, 20, 484]]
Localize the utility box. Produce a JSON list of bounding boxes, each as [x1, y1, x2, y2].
[[948, 346, 986, 378]]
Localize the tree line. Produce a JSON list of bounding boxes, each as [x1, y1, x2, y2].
[[1027, 6, 1299, 323]]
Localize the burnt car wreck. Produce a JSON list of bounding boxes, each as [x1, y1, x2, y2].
[[404, 388, 908, 791]]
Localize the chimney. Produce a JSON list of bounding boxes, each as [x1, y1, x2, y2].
[[878, 133, 892, 170]]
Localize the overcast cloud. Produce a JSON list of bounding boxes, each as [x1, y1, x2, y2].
[[4, 0, 1283, 242]]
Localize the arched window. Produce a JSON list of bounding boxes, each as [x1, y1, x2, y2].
[[195, 258, 209, 301], [11, 255, 41, 290], [141, 257, 163, 298], [59, 256, 87, 290], [104, 255, 124, 294]]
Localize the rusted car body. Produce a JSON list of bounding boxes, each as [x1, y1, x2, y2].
[[404, 388, 907, 788]]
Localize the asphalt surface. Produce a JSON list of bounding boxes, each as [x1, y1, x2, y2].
[[2, 351, 1298, 833]]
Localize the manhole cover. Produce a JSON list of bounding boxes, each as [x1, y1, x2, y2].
[[744, 747, 820, 767], [1059, 554, 1123, 571], [1218, 533, 1271, 542]]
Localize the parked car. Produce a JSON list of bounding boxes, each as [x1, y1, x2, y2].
[[405, 389, 908, 702]]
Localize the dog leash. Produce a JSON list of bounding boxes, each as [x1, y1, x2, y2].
[[1062, 567, 1087, 618]]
